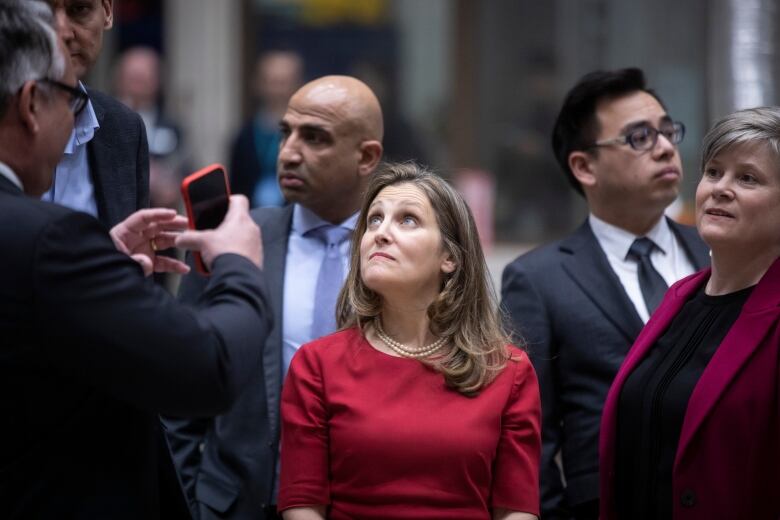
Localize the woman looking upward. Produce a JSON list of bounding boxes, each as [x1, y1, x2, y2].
[[278, 162, 541, 520]]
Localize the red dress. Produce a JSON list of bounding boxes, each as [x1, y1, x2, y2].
[[278, 327, 541, 519]]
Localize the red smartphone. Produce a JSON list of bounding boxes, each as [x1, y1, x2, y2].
[[181, 164, 231, 275]]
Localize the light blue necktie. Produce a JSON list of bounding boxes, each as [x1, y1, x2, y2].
[[306, 225, 352, 339]]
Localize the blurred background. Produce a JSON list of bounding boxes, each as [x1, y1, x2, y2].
[[96, 0, 780, 281]]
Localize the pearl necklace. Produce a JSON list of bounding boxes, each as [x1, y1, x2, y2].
[[373, 318, 447, 358]]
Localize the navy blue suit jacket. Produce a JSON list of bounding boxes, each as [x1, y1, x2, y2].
[[500, 219, 709, 519]]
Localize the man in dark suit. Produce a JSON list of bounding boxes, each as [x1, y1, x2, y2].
[[43, 0, 148, 227], [501, 68, 710, 520], [165, 75, 384, 519], [0, 2, 271, 517]]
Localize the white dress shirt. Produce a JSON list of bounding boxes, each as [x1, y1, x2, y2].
[[589, 213, 697, 323], [0, 161, 23, 191]]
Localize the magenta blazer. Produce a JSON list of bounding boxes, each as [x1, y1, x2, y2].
[[600, 257, 780, 520]]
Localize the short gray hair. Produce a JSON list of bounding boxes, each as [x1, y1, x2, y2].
[[0, 0, 65, 117], [701, 106, 780, 171]]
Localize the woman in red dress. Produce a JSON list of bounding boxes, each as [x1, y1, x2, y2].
[[278, 162, 541, 520]]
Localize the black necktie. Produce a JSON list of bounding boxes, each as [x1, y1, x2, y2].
[[627, 237, 668, 314]]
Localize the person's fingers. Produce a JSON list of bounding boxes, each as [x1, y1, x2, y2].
[[123, 208, 179, 234], [149, 231, 180, 250], [175, 229, 207, 251], [110, 226, 132, 254], [221, 195, 249, 224], [130, 253, 154, 277], [153, 256, 191, 274], [157, 215, 189, 231]]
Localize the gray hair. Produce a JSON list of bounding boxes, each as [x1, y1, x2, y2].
[[0, 0, 65, 117], [701, 106, 780, 171]]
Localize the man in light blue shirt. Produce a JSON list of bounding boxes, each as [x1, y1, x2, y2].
[[166, 75, 384, 520], [44, 0, 148, 226], [41, 82, 99, 216]]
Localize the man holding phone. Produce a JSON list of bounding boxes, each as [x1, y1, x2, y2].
[[166, 75, 384, 519], [0, 2, 271, 516]]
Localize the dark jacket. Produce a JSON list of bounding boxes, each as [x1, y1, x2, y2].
[[500, 219, 709, 518], [87, 89, 150, 227], [165, 205, 294, 519], [0, 176, 271, 519], [600, 259, 780, 520]]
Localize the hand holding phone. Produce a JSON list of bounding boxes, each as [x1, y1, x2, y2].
[[181, 164, 231, 274], [175, 194, 263, 272]]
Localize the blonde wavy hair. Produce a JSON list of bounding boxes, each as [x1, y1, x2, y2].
[[336, 162, 512, 396]]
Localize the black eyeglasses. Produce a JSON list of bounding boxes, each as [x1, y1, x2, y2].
[[37, 78, 89, 116], [590, 121, 686, 152]]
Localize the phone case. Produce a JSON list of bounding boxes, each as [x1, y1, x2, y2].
[[180, 163, 231, 275]]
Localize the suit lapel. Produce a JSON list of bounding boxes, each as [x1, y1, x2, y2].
[[0, 174, 23, 195], [560, 221, 644, 342], [676, 257, 780, 460], [85, 93, 114, 226], [258, 205, 293, 437]]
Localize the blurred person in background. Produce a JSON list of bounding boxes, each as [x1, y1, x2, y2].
[[114, 45, 188, 292], [230, 50, 303, 207], [165, 75, 383, 520], [501, 68, 709, 520], [0, 1, 272, 517], [278, 163, 541, 520], [600, 106, 780, 520], [350, 59, 428, 165], [43, 0, 150, 227], [114, 45, 187, 210]]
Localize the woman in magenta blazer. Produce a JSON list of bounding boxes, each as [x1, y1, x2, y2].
[[599, 106, 780, 520]]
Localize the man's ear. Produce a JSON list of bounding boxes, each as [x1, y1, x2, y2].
[[17, 80, 41, 134], [357, 140, 382, 177], [568, 150, 597, 189], [102, 0, 114, 29]]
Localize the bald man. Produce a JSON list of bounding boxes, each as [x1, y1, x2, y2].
[[165, 76, 383, 520]]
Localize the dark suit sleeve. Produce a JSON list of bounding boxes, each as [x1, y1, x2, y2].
[[162, 255, 215, 510], [32, 211, 271, 417], [501, 261, 569, 520], [135, 112, 150, 209], [162, 415, 209, 513]]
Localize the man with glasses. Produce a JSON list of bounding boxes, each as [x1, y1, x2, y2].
[[42, 0, 149, 228], [0, 1, 275, 517], [501, 68, 709, 520], [39, 77, 89, 115]]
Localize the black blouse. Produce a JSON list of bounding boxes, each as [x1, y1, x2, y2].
[[615, 284, 754, 520]]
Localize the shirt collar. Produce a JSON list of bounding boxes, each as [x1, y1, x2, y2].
[[0, 161, 23, 191], [589, 213, 671, 261], [63, 81, 100, 154], [291, 203, 359, 235]]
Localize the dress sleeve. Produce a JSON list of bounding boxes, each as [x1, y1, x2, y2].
[[278, 343, 330, 511], [491, 350, 542, 516]]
